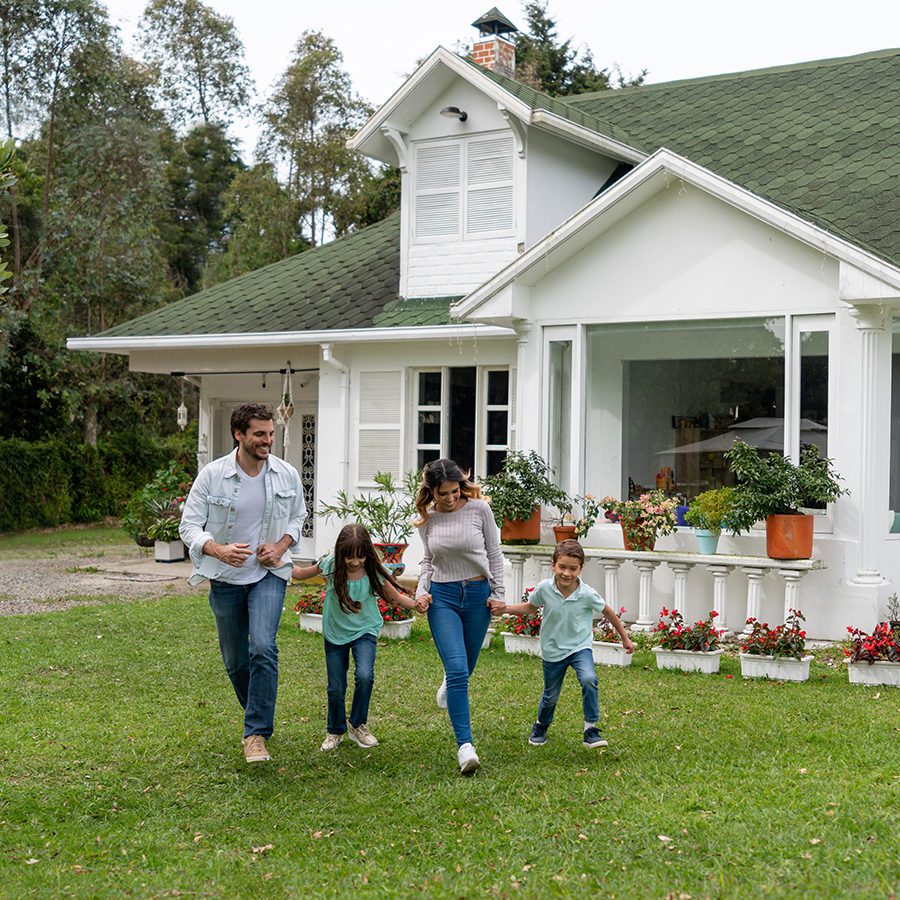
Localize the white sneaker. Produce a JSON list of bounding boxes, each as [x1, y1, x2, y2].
[[436, 676, 448, 709], [320, 732, 344, 752], [348, 723, 379, 748], [457, 742, 480, 775]]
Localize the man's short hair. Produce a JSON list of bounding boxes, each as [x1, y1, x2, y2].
[[231, 402, 274, 437]]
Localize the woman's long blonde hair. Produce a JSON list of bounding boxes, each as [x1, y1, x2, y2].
[[414, 458, 483, 526]]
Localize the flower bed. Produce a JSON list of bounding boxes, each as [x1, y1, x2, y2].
[[740, 609, 812, 681], [844, 622, 900, 686]]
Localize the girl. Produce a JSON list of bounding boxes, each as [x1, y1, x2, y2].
[[414, 458, 505, 775], [293, 523, 428, 751]]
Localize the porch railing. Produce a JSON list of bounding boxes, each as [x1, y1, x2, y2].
[[501, 545, 826, 635]]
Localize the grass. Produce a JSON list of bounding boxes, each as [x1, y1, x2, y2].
[[1, 595, 898, 898], [0, 523, 136, 561]]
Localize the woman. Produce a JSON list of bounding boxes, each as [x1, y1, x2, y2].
[[414, 458, 505, 775]]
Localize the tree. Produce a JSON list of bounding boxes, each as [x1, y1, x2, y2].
[[138, 0, 252, 127], [514, 1, 645, 97], [0, 137, 13, 296], [259, 31, 372, 246], [331, 164, 400, 235]]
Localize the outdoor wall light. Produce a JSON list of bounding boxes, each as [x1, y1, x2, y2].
[[440, 106, 468, 122]]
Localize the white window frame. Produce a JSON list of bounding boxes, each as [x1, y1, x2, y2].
[[542, 324, 583, 495]]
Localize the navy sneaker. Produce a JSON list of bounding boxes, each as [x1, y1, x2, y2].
[[529, 722, 549, 745], [583, 726, 608, 748]]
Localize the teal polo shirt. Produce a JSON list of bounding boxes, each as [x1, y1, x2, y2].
[[320, 554, 384, 644], [530, 576, 607, 662]]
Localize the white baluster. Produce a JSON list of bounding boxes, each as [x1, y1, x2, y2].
[[599, 559, 622, 611], [741, 566, 766, 634], [538, 558, 553, 582], [706, 564, 735, 634], [509, 556, 525, 601], [667, 562, 693, 616], [778, 568, 806, 623], [632, 560, 661, 631]]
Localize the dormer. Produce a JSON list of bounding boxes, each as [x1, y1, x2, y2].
[[348, 11, 644, 300]]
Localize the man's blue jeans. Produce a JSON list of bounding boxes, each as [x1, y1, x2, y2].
[[323, 633, 377, 734], [427, 578, 492, 746], [536, 648, 599, 727], [208, 571, 286, 738]]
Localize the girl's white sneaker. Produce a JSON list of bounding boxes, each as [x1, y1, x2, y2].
[[457, 742, 480, 775], [436, 676, 448, 709]]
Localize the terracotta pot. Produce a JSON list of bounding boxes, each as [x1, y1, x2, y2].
[[621, 523, 655, 552], [765, 514, 813, 559], [500, 506, 541, 544], [552, 524, 578, 544], [374, 542, 408, 577]]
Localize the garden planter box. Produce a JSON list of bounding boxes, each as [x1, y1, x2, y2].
[[502, 633, 542, 656], [481, 627, 495, 650], [740, 653, 813, 681], [845, 660, 900, 687], [652, 647, 723, 674], [592, 641, 633, 667], [299, 613, 324, 633], [381, 618, 414, 639], [154, 539, 185, 562]]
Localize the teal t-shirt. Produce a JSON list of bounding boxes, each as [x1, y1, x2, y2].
[[320, 554, 384, 644], [529, 576, 607, 662]]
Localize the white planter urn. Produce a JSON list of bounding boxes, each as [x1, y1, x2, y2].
[[481, 627, 495, 650], [592, 641, 633, 667], [845, 659, 900, 687], [652, 646, 723, 674], [502, 633, 542, 656], [740, 653, 813, 682], [298, 613, 324, 633], [381, 618, 414, 639], [154, 539, 185, 562]]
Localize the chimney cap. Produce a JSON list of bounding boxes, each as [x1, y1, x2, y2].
[[471, 8, 518, 37]]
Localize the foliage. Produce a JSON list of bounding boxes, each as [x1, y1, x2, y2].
[[886, 592, 900, 623], [593, 606, 627, 643], [552, 492, 602, 539], [293, 586, 325, 616], [318, 470, 419, 544], [725, 439, 846, 533], [600, 490, 678, 548], [480, 450, 569, 527], [146, 513, 181, 542], [654, 607, 722, 652], [378, 597, 413, 622], [121, 460, 194, 541], [684, 486, 736, 532], [742, 609, 808, 659], [0, 137, 15, 293], [501, 610, 542, 636], [844, 622, 900, 664]]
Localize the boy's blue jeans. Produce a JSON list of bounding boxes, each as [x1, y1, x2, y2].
[[208, 571, 286, 738], [323, 633, 377, 734], [536, 648, 600, 726], [427, 578, 492, 746]]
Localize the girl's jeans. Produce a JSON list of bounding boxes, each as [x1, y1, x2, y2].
[[536, 648, 600, 727], [208, 571, 286, 738], [427, 578, 492, 746], [323, 633, 377, 734]]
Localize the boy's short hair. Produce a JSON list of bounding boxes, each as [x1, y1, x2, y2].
[[552, 539, 585, 565]]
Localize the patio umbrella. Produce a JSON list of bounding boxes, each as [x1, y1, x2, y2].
[[656, 417, 827, 455]]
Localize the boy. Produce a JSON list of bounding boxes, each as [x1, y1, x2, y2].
[[490, 540, 633, 748]]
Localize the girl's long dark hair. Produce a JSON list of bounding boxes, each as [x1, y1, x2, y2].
[[414, 458, 483, 526], [332, 523, 409, 614]]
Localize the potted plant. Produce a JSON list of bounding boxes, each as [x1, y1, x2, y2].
[[651, 608, 724, 673], [684, 487, 736, 554], [318, 470, 419, 575], [294, 588, 325, 633], [550, 493, 603, 544], [724, 440, 846, 559], [844, 622, 900, 686], [482, 451, 569, 544], [145, 496, 185, 562], [592, 606, 633, 666], [739, 609, 813, 681], [378, 597, 415, 639], [600, 490, 678, 552], [500, 589, 542, 655], [122, 461, 193, 547]]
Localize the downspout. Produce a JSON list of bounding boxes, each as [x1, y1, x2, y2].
[[321, 343, 351, 493]]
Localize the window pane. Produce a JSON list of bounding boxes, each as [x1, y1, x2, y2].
[[890, 322, 900, 520], [418, 411, 441, 444], [419, 371, 441, 406], [487, 410, 508, 446], [548, 341, 572, 489], [418, 448, 440, 469], [586, 319, 786, 501], [449, 367, 477, 475], [486, 450, 507, 477], [487, 370, 509, 406], [799, 330, 828, 458]]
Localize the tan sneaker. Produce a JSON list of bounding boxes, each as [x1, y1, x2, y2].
[[242, 734, 271, 763], [348, 723, 379, 748], [320, 732, 344, 752]]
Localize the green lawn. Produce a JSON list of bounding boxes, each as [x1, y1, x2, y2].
[[1, 595, 897, 898], [0, 523, 136, 561]]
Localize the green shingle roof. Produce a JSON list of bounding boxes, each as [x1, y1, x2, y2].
[[99, 211, 401, 338], [372, 297, 458, 326], [560, 49, 900, 266]]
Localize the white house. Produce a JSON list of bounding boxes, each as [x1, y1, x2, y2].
[[68, 13, 900, 639]]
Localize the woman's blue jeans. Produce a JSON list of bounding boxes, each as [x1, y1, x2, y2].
[[536, 648, 600, 727], [208, 571, 285, 738], [323, 633, 377, 734], [427, 578, 492, 746]]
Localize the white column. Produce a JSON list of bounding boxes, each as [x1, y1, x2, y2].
[[667, 562, 693, 615], [778, 568, 806, 623], [513, 321, 532, 453], [509, 556, 525, 602], [706, 564, 735, 633], [849, 305, 889, 585], [538, 559, 553, 582], [599, 559, 622, 611], [632, 560, 661, 631], [741, 567, 766, 635]]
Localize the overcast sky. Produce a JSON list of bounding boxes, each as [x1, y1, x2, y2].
[[103, 0, 900, 158]]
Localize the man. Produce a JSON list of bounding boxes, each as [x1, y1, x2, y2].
[[180, 402, 306, 763]]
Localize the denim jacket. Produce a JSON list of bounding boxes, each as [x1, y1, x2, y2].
[[179, 449, 306, 586]]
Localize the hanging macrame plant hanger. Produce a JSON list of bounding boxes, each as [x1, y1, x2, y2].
[[275, 364, 295, 452]]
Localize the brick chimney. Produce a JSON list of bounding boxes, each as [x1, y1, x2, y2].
[[471, 8, 518, 79]]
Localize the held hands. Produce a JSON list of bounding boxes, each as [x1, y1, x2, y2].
[[413, 596, 431, 614], [256, 542, 285, 567], [489, 598, 507, 616]]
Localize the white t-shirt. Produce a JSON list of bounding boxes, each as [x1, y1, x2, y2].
[[227, 462, 268, 585]]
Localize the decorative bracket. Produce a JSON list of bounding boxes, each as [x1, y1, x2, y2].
[[380, 125, 409, 173], [498, 105, 526, 158]]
